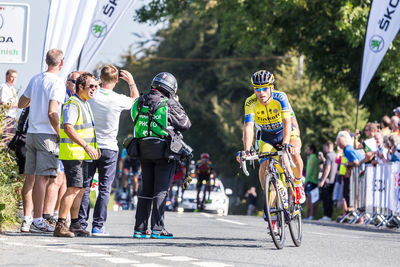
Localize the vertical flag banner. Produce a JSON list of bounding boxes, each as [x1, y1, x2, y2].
[[77, 0, 136, 71], [41, 0, 97, 78], [359, 0, 400, 102]]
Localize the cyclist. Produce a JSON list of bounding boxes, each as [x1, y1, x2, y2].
[[237, 70, 306, 226], [168, 161, 186, 210], [119, 148, 141, 207], [195, 153, 216, 211]]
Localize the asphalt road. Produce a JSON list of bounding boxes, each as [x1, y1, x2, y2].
[[1, 210, 399, 266]]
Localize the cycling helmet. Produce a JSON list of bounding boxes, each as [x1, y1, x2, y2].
[[151, 72, 178, 97], [200, 153, 210, 159], [251, 70, 274, 88]]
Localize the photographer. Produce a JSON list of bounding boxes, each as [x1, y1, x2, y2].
[[131, 72, 191, 239]]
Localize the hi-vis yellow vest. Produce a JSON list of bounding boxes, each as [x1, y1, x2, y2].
[[59, 95, 97, 160]]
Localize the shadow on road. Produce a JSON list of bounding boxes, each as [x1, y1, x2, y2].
[[304, 221, 400, 234]]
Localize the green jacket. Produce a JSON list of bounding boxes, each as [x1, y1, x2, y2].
[[305, 153, 319, 185]]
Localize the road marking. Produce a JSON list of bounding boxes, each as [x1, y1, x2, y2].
[[136, 252, 172, 257], [48, 248, 82, 253], [161, 256, 197, 262], [192, 262, 234, 267], [37, 238, 58, 243], [4, 242, 25, 246], [103, 257, 139, 264], [217, 218, 246, 226], [74, 253, 109, 257], [200, 213, 213, 218], [101, 248, 120, 252], [89, 245, 110, 249], [132, 264, 168, 267], [128, 250, 139, 253]]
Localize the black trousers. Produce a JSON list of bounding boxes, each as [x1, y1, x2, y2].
[[134, 158, 176, 231], [321, 183, 335, 217]]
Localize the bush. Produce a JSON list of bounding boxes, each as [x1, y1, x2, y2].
[[0, 106, 21, 232]]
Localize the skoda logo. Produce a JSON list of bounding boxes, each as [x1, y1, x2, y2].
[[0, 14, 4, 30], [369, 35, 384, 53], [91, 20, 107, 38]]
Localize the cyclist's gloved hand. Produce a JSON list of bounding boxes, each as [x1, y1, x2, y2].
[[236, 151, 242, 163], [282, 143, 294, 154], [182, 176, 192, 190]]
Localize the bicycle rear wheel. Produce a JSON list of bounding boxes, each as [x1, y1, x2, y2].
[[264, 173, 285, 249], [287, 179, 302, 247]]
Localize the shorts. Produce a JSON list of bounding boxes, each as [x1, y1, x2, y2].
[[24, 133, 59, 178], [305, 182, 318, 195], [255, 126, 300, 153], [123, 156, 141, 174], [197, 176, 210, 188], [62, 160, 90, 188], [258, 127, 297, 164]]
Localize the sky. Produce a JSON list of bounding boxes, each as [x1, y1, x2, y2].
[[0, 0, 162, 95]]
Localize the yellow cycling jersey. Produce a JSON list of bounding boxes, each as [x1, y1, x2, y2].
[[244, 91, 291, 132]]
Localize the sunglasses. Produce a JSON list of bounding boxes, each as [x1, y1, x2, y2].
[[68, 79, 76, 84], [87, 84, 99, 89], [254, 85, 273, 93]]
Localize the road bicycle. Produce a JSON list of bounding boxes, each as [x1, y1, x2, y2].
[[240, 150, 302, 249]]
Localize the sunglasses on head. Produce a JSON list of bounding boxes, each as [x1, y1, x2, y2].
[[68, 79, 76, 84], [254, 85, 273, 93]]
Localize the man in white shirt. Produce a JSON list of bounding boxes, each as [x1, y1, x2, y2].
[[0, 69, 18, 144], [78, 64, 139, 236], [18, 49, 66, 233]]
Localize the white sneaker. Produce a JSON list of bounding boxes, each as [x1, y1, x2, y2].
[[21, 219, 32, 233], [30, 220, 55, 233], [319, 216, 331, 221]]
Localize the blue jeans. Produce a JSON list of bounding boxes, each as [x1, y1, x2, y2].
[[79, 149, 118, 229]]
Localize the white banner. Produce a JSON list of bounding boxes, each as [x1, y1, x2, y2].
[[0, 3, 29, 63], [359, 0, 400, 101], [390, 162, 400, 213], [78, 0, 136, 71], [41, 0, 97, 79]]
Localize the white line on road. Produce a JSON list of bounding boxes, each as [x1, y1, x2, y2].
[[217, 218, 247, 226], [161, 256, 197, 262], [103, 257, 140, 264], [136, 252, 172, 257], [74, 253, 109, 257], [4, 242, 26, 246], [200, 213, 213, 218], [101, 248, 120, 252], [47, 248, 82, 253], [132, 264, 168, 267], [192, 262, 234, 267], [128, 250, 139, 253]]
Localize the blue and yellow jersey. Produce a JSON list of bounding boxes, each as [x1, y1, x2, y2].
[[244, 91, 291, 132]]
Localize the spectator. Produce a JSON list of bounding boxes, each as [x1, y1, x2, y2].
[[245, 187, 257, 216], [336, 131, 365, 216], [54, 72, 100, 237], [381, 115, 391, 136], [393, 107, 400, 118], [372, 132, 388, 165], [304, 144, 319, 220], [18, 49, 65, 233], [318, 141, 337, 221], [388, 135, 400, 162], [0, 69, 18, 145], [360, 122, 378, 164], [65, 71, 80, 102], [78, 65, 139, 236], [390, 116, 399, 135]]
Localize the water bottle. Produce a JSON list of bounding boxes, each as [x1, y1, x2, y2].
[[277, 179, 288, 209]]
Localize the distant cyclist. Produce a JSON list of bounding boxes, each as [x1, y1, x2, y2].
[[236, 70, 306, 228], [168, 161, 186, 210], [119, 148, 141, 206], [195, 153, 216, 211]]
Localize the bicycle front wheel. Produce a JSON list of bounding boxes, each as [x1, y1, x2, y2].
[[264, 173, 286, 249], [287, 179, 302, 247]]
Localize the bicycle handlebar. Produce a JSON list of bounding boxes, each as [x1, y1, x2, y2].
[[239, 150, 296, 177]]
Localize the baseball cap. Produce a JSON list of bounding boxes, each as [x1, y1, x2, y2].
[[393, 107, 400, 114]]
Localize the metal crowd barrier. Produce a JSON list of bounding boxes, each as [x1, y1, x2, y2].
[[339, 163, 400, 229]]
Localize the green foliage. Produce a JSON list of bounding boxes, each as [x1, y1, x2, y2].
[[0, 106, 21, 231], [136, 0, 400, 119]]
